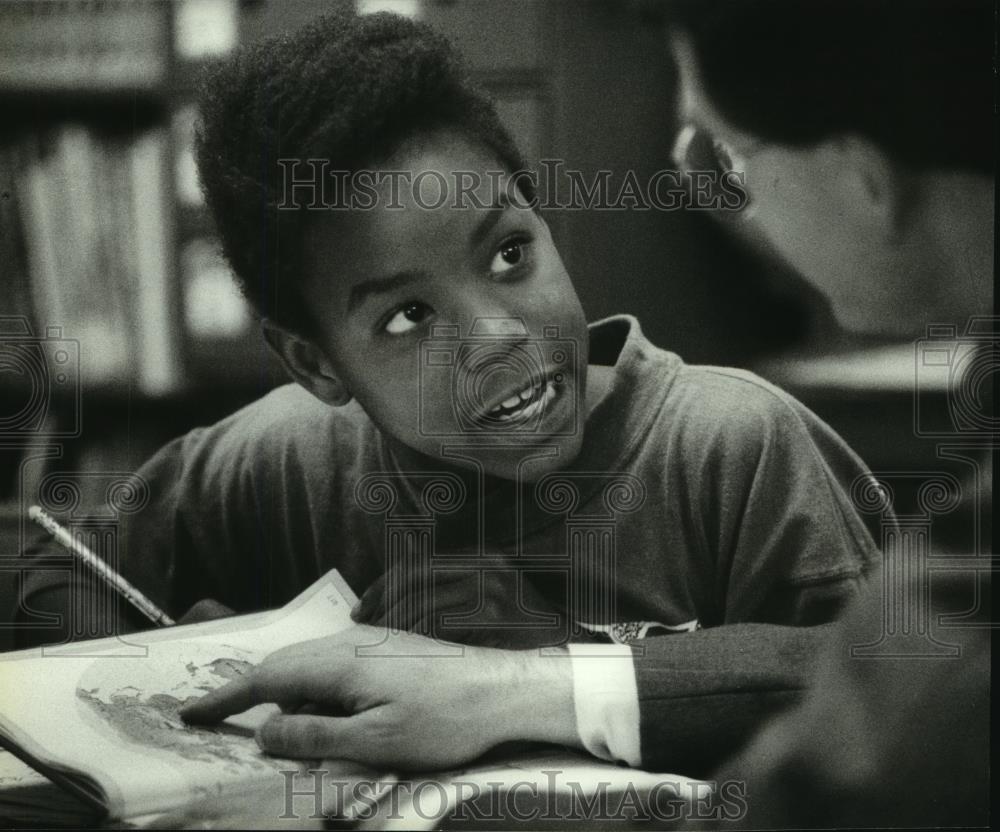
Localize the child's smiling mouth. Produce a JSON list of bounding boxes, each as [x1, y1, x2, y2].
[[482, 379, 557, 424]]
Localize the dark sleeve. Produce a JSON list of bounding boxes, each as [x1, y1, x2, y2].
[[633, 380, 886, 774], [13, 426, 252, 648], [709, 572, 990, 829]]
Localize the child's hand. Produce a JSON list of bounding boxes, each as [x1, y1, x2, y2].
[[350, 567, 565, 648], [179, 624, 578, 769]]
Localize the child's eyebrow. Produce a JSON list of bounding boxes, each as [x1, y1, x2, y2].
[[347, 269, 430, 313], [468, 200, 507, 251], [346, 195, 517, 314]]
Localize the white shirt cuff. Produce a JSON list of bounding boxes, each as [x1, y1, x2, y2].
[[567, 643, 641, 767]]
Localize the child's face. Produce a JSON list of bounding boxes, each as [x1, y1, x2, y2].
[[297, 129, 590, 481]]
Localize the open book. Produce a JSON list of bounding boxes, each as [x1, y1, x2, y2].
[[0, 569, 366, 825], [1, 570, 706, 828]]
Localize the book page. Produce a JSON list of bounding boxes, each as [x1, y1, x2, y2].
[[0, 569, 358, 820], [0, 749, 104, 825], [353, 748, 708, 831]]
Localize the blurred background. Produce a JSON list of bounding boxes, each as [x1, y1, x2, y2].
[[0, 0, 986, 632]]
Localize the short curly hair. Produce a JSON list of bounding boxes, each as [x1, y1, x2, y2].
[[196, 9, 531, 337]]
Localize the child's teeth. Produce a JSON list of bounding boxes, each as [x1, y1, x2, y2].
[[486, 379, 556, 422]]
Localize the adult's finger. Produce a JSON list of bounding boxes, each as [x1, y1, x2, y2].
[[180, 662, 314, 724], [180, 676, 258, 724], [256, 712, 375, 762]]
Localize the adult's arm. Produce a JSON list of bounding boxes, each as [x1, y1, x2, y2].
[[709, 571, 990, 828]]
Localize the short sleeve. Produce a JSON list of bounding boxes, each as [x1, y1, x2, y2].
[[688, 368, 884, 624]]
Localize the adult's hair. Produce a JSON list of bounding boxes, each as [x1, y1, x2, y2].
[[196, 9, 529, 337], [666, 0, 994, 174]]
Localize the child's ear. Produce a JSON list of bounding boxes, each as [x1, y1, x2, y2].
[[261, 319, 352, 406]]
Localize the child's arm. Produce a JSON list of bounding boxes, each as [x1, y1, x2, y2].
[[13, 427, 252, 647]]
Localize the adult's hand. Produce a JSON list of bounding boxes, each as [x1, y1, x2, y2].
[[351, 566, 565, 649], [180, 625, 578, 770]]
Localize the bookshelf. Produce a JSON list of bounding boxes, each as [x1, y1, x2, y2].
[[0, 0, 288, 543], [0, 1, 288, 440], [0, 0, 558, 413]]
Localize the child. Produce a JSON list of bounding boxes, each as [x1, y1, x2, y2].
[[20, 10, 883, 776]]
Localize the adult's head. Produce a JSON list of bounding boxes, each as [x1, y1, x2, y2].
[[667, 0, 993, 336]]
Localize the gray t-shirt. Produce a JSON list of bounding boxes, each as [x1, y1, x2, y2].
[[19, 315, 884, 773]]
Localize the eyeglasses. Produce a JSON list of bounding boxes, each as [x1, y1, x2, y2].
[[672, 124, 736, 175], [671, 123, 756, 218]]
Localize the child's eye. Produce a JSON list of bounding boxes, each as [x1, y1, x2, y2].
[[489, 237, 529, 275], [384, 301, 433, 335]]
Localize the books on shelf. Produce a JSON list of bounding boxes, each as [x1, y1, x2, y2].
[[11, 123, 184, 396], [173, 0, 239, 61], [129, 128, 185, 395], [171, 104, 205, 209], [21, 125, 133, 389], [170, 100, 284, 388], [0, 0, 170, 94]]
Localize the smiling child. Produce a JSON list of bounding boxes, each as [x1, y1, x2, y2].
[[21, 9, 884, 776]]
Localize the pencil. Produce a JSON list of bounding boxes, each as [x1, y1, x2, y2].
[[27, 505, 176, 627]]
